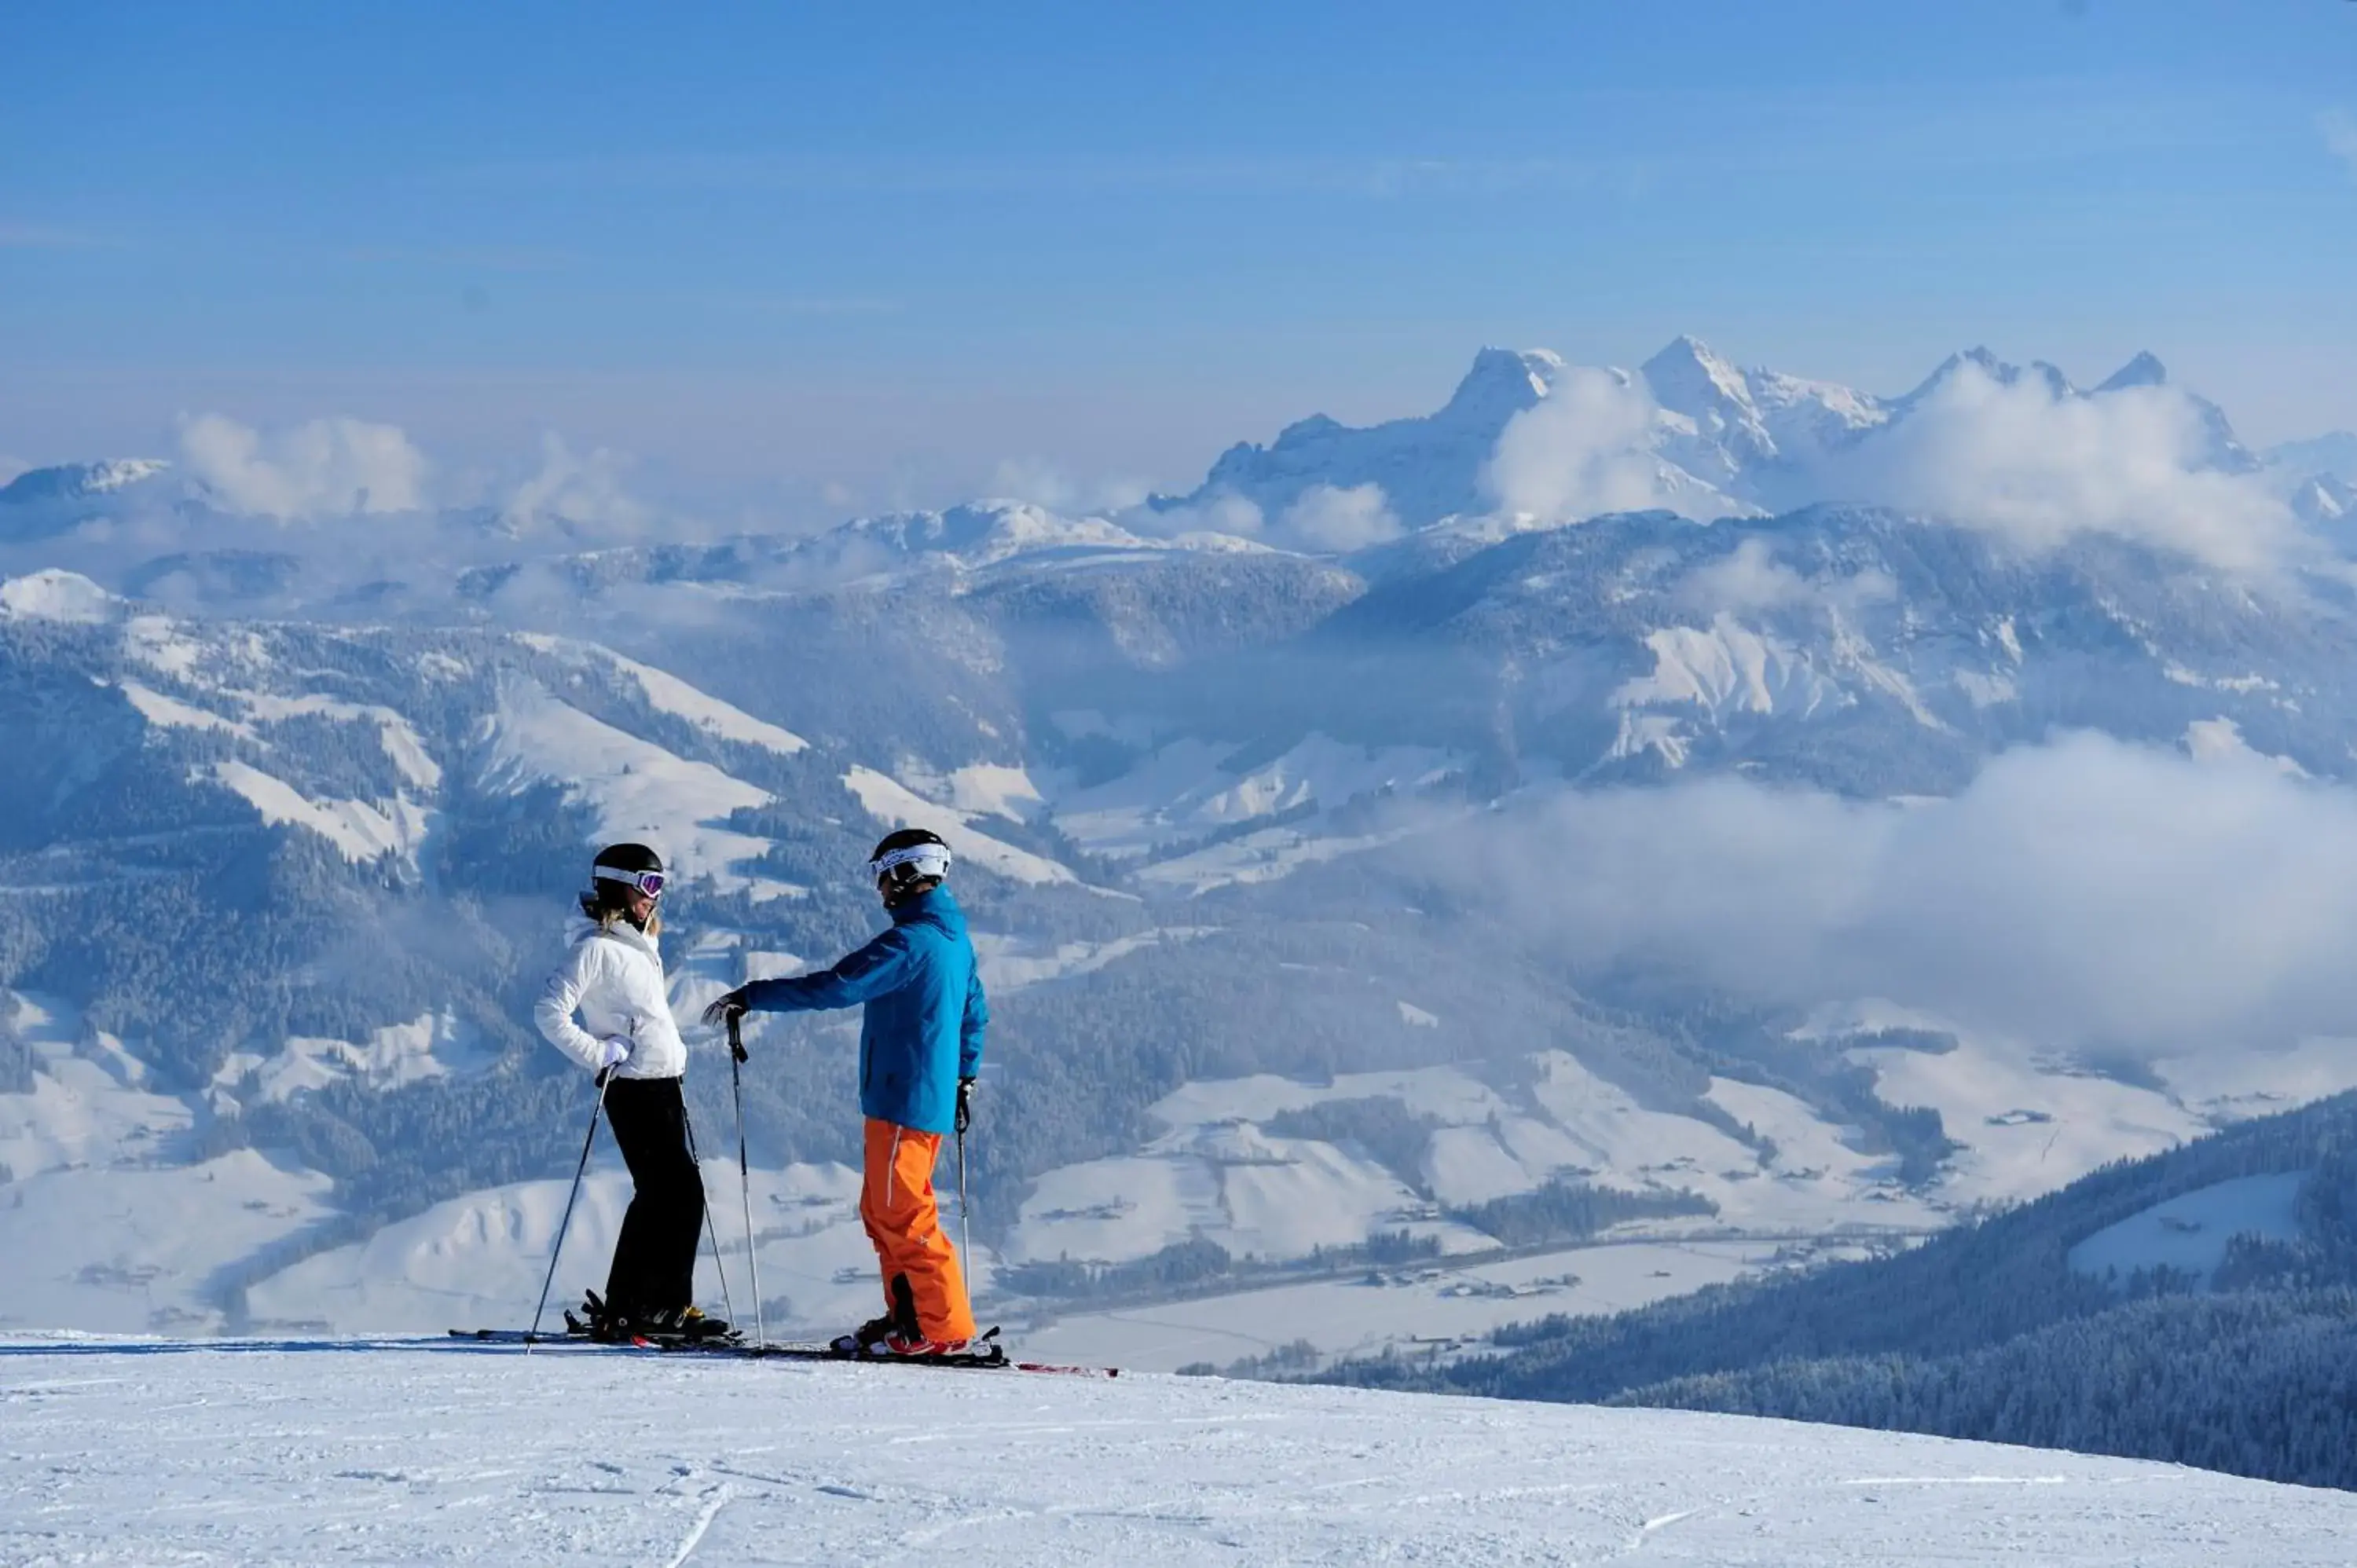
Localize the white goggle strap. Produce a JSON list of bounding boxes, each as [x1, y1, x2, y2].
[[869, 842, 952, 881]]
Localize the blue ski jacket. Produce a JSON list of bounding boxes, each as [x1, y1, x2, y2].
[[738, 884, 987, 1135]]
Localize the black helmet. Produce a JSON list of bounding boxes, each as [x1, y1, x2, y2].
[[585, 842, 666, 913], [868, 827, 951, 893]]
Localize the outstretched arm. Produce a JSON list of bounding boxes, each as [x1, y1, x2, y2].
[[736, 927, 918, 1016]]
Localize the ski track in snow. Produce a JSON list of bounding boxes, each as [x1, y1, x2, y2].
[[1, 1337, 2351, 1565]]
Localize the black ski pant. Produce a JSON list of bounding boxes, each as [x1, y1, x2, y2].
[[600, 1075, 706, 1317]]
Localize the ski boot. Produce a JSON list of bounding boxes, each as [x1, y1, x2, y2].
[[833, 1274, 922, 1356]]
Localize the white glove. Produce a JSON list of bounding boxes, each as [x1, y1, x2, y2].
[[596, 1038, 631, 1071]]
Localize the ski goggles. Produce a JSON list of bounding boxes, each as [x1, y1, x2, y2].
[[868, 842, 952, 881], [593, 866, 667, 899]]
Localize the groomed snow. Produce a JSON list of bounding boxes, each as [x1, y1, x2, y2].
[[4, 1338, 2351, 1565]]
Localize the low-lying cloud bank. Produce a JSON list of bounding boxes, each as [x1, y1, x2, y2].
[[1468, 355, 2301, 573], [1420, 731, 2357, 1057], [165, 414, 676, 541], [1483, 366, 1712, 524], [180, 414, 430, 520], [1816, 365, 2298, 574]]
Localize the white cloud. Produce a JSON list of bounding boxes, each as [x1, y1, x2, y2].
[[1422, 731, 2357, 1056], [2322, 108, 2357, 181], [1274, 482, 1405, 553], [986, 459, 1151, 517], [1675, 536, 1894, 618], [502, 434, 651, 536], [1127, 489, 1266, 540], [1820, 363, 2298, 573], [180, 414, 429, 519], [1481, 366, 1707, 524]]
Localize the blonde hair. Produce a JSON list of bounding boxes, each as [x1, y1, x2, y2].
[[596, 905, 660, 936]]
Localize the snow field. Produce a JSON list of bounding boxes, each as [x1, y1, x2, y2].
[[1039, 730, 1461, 883], [1853, 1036, 2208, 1207], [968, 927, 1218, 992], [840, 766, 1076, 885], [0, 1151, 335, 1335], [1014, 1236, 1797, 1374], [247, 1157, 963, 1340], [208, 1011, 503, 1111], [1006, 1055, 1947, 1272], [515, 633, 811, 756], [2154, 1036, 2357, 1123], [0, 996, 188, 1178], [208, 760, 431, 865], [5, 1337, 2352, 1566], [2066, 1173, 2307, 1288], [481, 677, 777, 893]]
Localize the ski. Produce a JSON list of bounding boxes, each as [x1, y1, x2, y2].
[[445, 1326, 1117, 1377]]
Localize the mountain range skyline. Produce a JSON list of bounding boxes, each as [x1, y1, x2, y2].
[[8, 333, 2352, 559]]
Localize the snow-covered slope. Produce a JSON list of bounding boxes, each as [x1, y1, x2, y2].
[[478, 676, 786, 894], [2066, 1172, 2307, 1288], [1642, 334, 1891, 501], [0, 458, 171, 511], [1177, 346, 1566, 528], [4, 1339, 2351, 1565], [245, 1158, 887, 1336]]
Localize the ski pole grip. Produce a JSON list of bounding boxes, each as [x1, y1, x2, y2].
[[728, 1011, 747, 1064]]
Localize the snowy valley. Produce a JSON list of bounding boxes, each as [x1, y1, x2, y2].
[[3, 335, 2357, 1390]]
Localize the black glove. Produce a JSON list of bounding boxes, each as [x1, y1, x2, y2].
[[701, 988, 750, 1031], [955, 1076, 976, 1135]]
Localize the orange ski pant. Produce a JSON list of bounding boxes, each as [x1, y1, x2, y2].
[[860, 1116, 977, 1343]]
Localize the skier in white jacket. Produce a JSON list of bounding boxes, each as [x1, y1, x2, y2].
[[533, 842, 718, 1340]]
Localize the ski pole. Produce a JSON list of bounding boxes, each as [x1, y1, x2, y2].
[[680, 1101, 736, 1332], [957, 1121, 972, 1278], [729, 1012, 765, 1349], [529, 1065, 613, 1352]]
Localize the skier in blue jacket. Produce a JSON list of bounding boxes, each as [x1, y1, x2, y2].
[[704, 827, 987, 1355]]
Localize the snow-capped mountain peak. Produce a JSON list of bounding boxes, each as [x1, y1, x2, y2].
[[0, 568, 121, 624], [0, 457, 171, 505], [1436, 345, 1564, 425], [1897, 346, 2075, 408], [2096, 350, 2172, 392], [809, 500, 1158, 573], [2292, 473, 2355, 526], [1641, 334, 1753, 409], [2264, 431, 2357, 487], [1175, 346, 1571, 529], [1640, 335, 1780, 474]]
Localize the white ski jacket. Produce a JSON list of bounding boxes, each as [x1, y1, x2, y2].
[[534, 916, 689, 1080]]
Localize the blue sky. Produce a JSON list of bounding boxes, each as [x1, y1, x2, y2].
[[4, 2, 2354, 515]]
